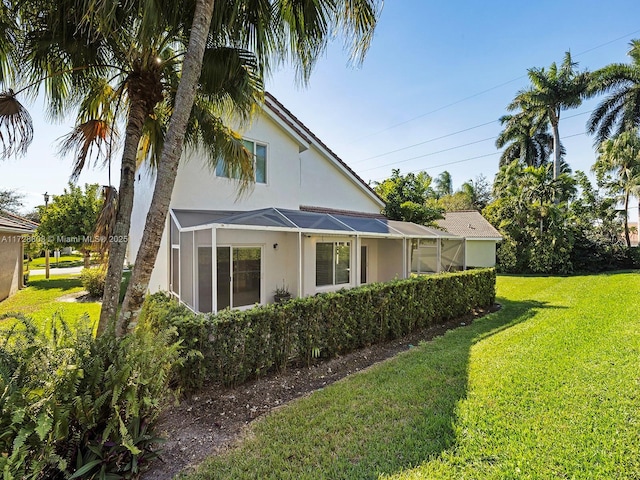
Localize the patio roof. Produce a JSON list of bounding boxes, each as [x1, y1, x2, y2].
[[171, 208, 462, 239]]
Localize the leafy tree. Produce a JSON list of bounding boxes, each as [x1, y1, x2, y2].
[[0, 188, 23, 213], [374, 169, 443, 225], [507, 52, 589, 179], [591, 128, 640, 247], [433, 170, 453, 198], [588, 40, 640, 146], [36, 183, 102, 267]]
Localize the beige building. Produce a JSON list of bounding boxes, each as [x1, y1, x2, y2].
[[0, 212, 37, 302]]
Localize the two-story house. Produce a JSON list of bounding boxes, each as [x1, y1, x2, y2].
[[128, 94, 491, 313]]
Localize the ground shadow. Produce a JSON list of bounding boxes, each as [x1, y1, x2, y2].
[[26, 277, 82, 293], [180, 298, 563, 479]]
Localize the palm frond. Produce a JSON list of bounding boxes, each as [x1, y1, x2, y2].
[[0, 90, 34, 159], [58, 119, 115, 180]]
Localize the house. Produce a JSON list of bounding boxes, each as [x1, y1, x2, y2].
[[129, 94, 468, 313], [0, 212, 37, 302], [436, 211, 502, 268]]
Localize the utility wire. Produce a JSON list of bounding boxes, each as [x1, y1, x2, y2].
[[353, 28, 640, 142]]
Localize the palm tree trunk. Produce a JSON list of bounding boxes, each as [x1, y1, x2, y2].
[[551, 119, 561, 181], [624, 191, 631, 247], [96, 100, 148, 336], [118, 0, 216, 332]]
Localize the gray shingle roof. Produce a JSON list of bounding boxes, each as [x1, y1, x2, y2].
[[436, 211, 502, 239]]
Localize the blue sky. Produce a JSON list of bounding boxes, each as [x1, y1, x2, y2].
[[4, 0, 640, 212]]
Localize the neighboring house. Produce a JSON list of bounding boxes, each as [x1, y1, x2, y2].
[[0, 212, 37, 302], [436, 211, 502, 268], [627, 222, 638, 247], [129, 93, 467, 313]]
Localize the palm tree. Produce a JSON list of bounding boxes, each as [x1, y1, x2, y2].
[[496, 110, 554, 168], [119, 0, 382, 329], [434, 171, 453, 198], [592, 128, 640, 247], [508, 52, 589, 179], [588, 40, 640, 147], [1, 0, 263, 334]]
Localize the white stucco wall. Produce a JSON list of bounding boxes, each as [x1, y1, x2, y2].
[[465, 240, 498, 268], [128, 104, 384, 296]]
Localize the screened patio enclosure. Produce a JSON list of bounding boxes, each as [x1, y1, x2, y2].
[[169, 207, 464, 313]]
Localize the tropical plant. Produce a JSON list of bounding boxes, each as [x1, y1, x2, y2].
[[496, 110, 554, 168], [507, 52, 589, 179], [588, 39, 640, 146], [0, 312, 180, 478], [433, 170, 453, 198], [591, 128, 640, 246]]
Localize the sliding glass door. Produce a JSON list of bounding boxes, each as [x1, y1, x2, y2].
[[216, 246, 262, 310]]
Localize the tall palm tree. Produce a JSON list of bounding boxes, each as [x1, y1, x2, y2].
[[592, 128, 640, 246], [119, 0, 382, 329], [588, 39, 640, 147], [508, 52, 589, 179]]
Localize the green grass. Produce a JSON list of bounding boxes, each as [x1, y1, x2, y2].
[[182, 273, 640, 480], [28, 254, 97, 269], [0, 274, 101, 330]]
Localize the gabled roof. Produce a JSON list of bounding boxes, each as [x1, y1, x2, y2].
[[263, 93, 384, 208], [0, 211, 38, 234], [436, 211, 502, 240]]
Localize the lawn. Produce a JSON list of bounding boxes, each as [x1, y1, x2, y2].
[[183, 273, 640, 479], [0, 274, 101, 330], [27, 253, 97, 269]]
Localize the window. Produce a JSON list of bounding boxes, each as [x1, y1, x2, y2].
[[316, 241, 351, 286], [216, 139, 267, 184]]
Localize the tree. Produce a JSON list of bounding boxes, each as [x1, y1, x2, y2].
[[0, 188, 23, 213], [433, 171, 453, 198], [496, 110, 554, 168], [507, 52, 589, 179], [588, 40, 640, 146], [592, 128, 640, 247], [119, 0, 382, 331], [374, 169, 443, 225], [36, 183, 102, 266], [1, 0, 266, 335], [459, 174, 492, 210], [486, 162, 576, 273]]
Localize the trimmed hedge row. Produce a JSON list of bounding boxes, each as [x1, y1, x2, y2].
[[140, 268, 496, 390]]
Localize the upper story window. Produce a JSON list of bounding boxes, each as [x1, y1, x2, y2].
[[216, 139, 267, 184]]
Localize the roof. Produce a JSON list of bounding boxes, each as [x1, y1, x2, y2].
[[264, 93, 384, 207], [0, 211, 38, 234], [436, 211, 502, 240], [171, 207, 461, 239]]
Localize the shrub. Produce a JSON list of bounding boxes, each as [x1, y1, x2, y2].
[[141, 269, 496, 391], [80, 267, 106, 297], [0, 313, 180, 479]]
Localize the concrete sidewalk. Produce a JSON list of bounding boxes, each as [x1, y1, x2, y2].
[[30, 266, 84, 276]]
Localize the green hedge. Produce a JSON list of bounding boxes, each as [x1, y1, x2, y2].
[[140, 268, 496, 390]]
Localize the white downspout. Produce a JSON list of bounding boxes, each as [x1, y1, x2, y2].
[[298, 231, 303, 298], [212, 227, 217, 312]]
